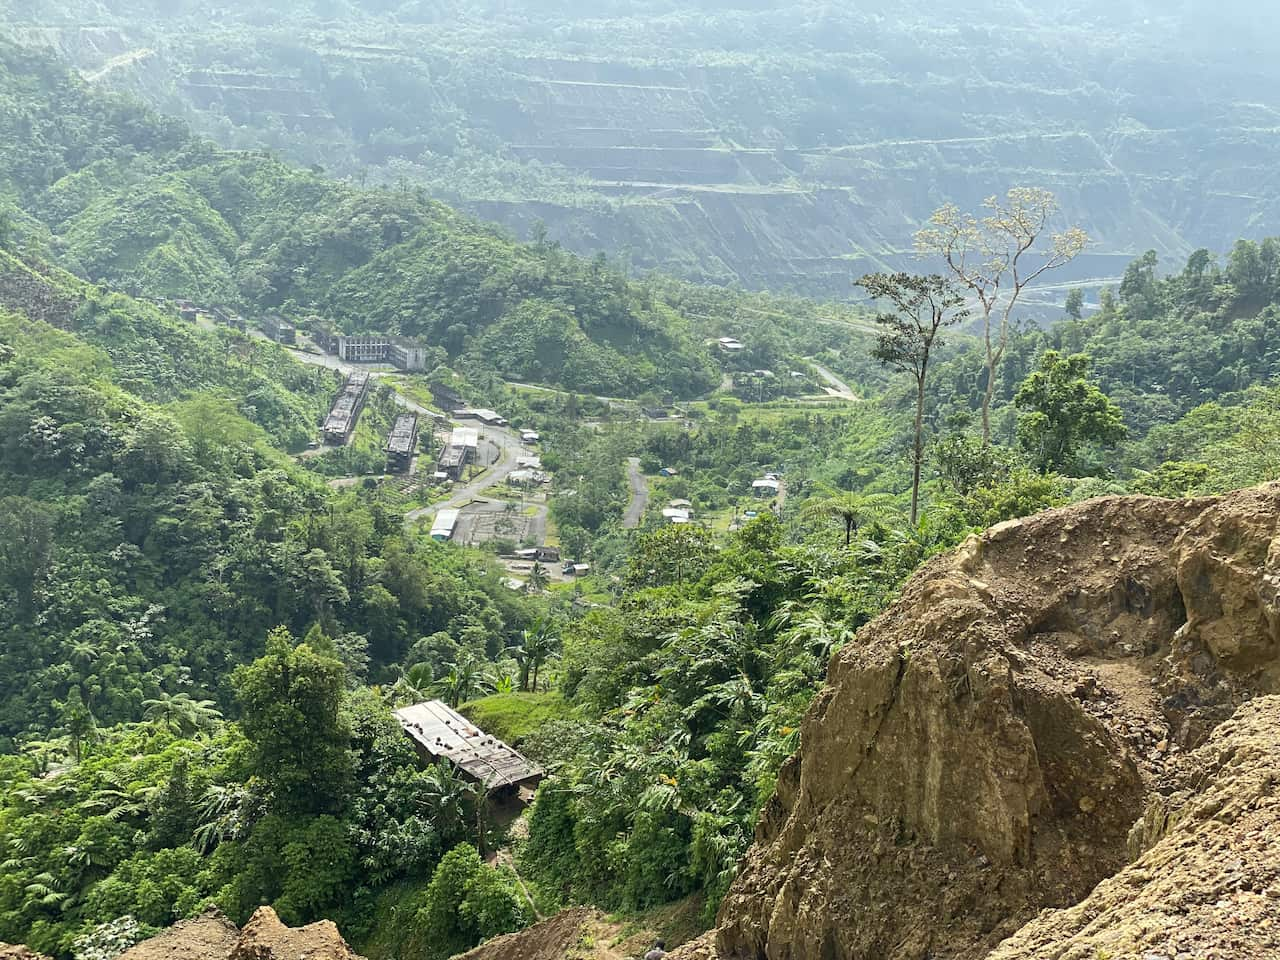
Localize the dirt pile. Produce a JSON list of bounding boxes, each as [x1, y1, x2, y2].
[[988, 695, 1280, 960], [117, 911, 240, 960], [116, 908, 362, 960], [453, 907, 660, 960], [677, 485, 1280, 960], [0, 945, 52, 960]]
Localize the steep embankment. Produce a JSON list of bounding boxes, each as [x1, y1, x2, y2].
[[686, 484, 1280, 959], [448, 485, 1280, 960]]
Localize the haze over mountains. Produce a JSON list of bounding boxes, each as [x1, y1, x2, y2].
[[8, 0, 1280, 299]]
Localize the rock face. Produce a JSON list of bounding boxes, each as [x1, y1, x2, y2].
[[117, 908, 363, 960], [686, 485, 1280, 960], [987, 695, 1280, 960]]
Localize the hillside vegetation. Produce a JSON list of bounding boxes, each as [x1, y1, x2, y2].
[[8, 2, 1280, 297], [4, 16, 1280, 960]]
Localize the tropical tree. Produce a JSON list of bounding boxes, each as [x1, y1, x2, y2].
[[525, 562, 550, 594], [418, 762, 480, 849], [57, 686, 96, 763], [141, 692, 222, 737], [916, 187, 1089, 442], [232, 627, 353, 814], [857, 272, 968, 524], [800, 490, 895, 547], [390, 662, 435, 706], [437, 657, 491, 708], [1014, 351, 1126, 473], [509, 620, 560, 692]]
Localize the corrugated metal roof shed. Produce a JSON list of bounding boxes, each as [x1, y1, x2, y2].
[[393, 700, 544, 791], [430, 508, 460, 540]]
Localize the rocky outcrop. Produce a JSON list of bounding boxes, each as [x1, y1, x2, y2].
[[987, 695, 1280, 960], [231, 909, 364, 960], [117, 908, 362, 960], [118, 910, 240, 960], [681, 485, 1280, 960]]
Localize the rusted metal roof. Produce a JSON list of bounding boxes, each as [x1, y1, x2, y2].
[[393, 700, 543, 791]]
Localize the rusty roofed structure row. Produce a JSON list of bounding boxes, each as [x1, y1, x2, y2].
[[323, 371, 370, 445], [384, 413, 419, 472]]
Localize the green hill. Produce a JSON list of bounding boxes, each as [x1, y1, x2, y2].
[[10, 2, 1280, 298]]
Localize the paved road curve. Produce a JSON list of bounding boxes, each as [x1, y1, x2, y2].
[[807, 359, 859, 401], [404, 423, 528, 523], [622, 457, 649, 529]]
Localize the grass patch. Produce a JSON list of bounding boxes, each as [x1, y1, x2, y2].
[[458, 692, 572, 745]]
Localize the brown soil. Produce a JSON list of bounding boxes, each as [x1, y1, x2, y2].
[[115, 908, 362, 960], [0, 945, 52, 960], [453, 908, 656, 960], [118, 910, 240, 960], [678, 484, 1280, 960]]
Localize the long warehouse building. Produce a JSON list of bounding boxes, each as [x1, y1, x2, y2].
[[322, 371, 371, 445], [430, 508, 460, 542], [385, 414, 419, 472]]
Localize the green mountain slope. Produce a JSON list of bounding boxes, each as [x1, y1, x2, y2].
[[9, 1, 1280, 298], [0, 39, 726, 398]]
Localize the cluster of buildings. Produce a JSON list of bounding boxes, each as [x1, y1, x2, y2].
[[509, 453, 550, 487], [323, 371, 370, 445], [662, 498, 694, 524], [385, 414, 419, 473], [160, 298, 246, 331]]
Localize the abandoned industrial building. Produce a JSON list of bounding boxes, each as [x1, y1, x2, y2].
[[384, 414, 419, 473], [210, 305, 247, 331], [262, 314, 297, 345], [454, 407, 508, 426], [322, 371, 370, 445], [437, 426, 479, 481], [330, 334, 432, 371], [393, 700, 543, 794]]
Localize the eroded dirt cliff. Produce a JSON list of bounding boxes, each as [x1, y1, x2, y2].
[[114, 908, 362, 960], [684, 485, 1280, 960]]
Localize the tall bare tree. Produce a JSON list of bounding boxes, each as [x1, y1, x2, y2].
[[857, 272, 967, 526], [915, 188, 1088, 443]]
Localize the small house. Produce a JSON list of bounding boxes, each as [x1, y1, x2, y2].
[[394, 700, 543, 795], [430, 509, 460, 542], [752, 477, 782, 497]]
